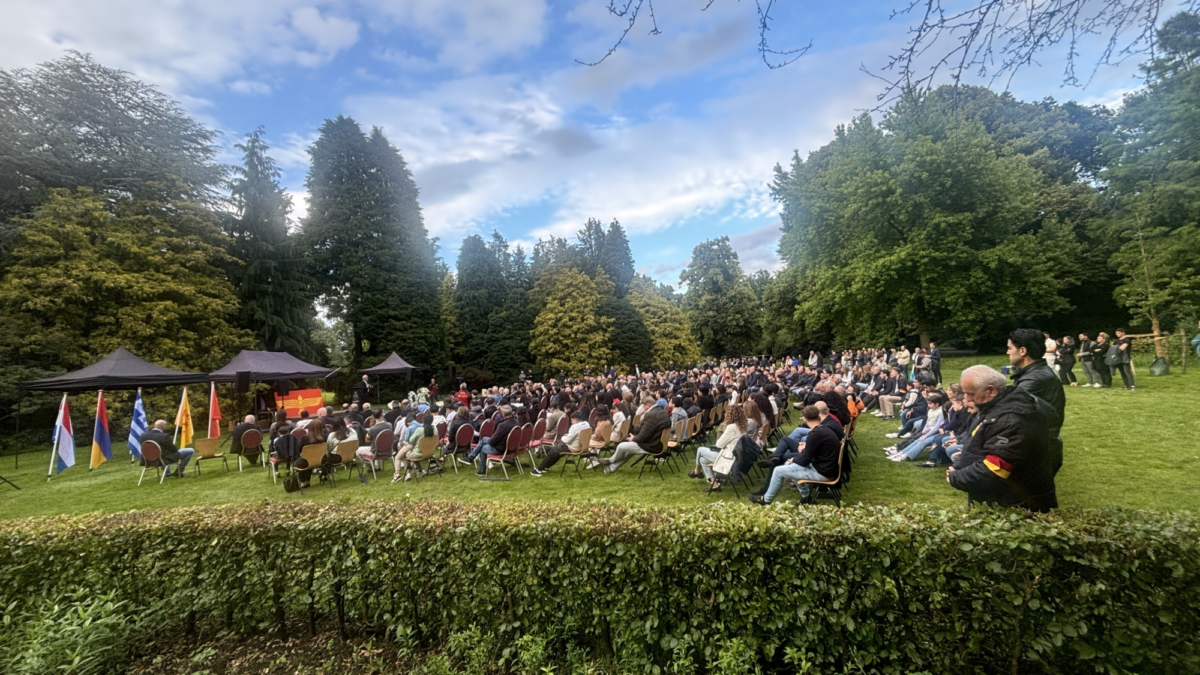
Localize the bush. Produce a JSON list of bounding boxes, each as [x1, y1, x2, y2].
[[1, 590, 133, 675], [0, 500, 1197, 674]]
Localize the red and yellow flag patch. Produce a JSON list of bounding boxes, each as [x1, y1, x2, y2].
[[984, 454, 1013, 479]]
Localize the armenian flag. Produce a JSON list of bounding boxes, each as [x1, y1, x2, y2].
[[90, 391, 112, 470], [49, 393, 75, 477]]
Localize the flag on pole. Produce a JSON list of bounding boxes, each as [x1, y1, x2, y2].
[[207, 381, 222, 438], [128, 388, 147, 461], [90, 391, 112, 470], [174, 387, 194, 448], [49, 393, 75, 476]]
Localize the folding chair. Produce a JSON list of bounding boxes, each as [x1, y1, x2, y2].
[[335, 439, 361, 480], [513, 423, 535, 471], [236, 428, 263, 472], [527, 418, 547, 457], [449, 424, 475, 474], [403, 436, 440, 481], [137, 441, 179, 486], [558, 428, 592, 478], [191, 437, 228, 476], [356, 430, 394, 481], [297, 442, 332, 488], [794, 439, 847, 507]]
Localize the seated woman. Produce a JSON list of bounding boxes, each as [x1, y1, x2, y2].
[[590, 404, 613, 454], [393, 417, 433, 483], [690, 405, 748, 487], [268, 409, 290, 442]]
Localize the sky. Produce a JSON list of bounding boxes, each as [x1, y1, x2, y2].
[[0, 0, 1151, 287]]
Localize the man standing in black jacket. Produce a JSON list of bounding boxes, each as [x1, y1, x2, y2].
[[948, 366, 1058, 512], [929, 342, 943, 385], [1007, 328, 1066, 475]]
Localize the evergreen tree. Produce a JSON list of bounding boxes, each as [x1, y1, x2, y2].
[[227, 128, 321, 362], [628, 277, 701, 367], [599, 296, 653, 369], [454, 235, 507, 367], [1102, 11, 1200, 351], [680, 237, 762, 357], [600, 220, 636, 297], [529, 268, 614, 377], [439, 273, 464, 366], [0, 188, 252, 373], [302, 117, 446, 369]]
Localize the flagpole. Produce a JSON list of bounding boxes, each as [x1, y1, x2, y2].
[[48, 392, 65, 481], [174, 387, 185, 445]]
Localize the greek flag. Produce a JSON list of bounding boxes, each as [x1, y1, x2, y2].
[[128, 388, 147, 461]]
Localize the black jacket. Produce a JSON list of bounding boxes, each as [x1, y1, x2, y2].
[[821, 390, 851, 426], [633, 406, 672, 453], [949, 386, 1059, 512], [489, 415, 521, 454], [795, 424, 840, 479], [1010, 359, 1065, 433], [139, 429, 182, 463], [230, 422, 261, 456]]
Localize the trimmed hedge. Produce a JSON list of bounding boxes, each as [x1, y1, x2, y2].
[[0, 500, 1197, 674]]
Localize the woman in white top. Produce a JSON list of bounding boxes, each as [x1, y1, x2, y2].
[[690, 405, 749, 484]]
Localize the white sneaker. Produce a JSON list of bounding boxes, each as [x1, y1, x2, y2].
[[885, 433, 899, 439], [889, 453, 906, 462], [900, 432, 914, 439]]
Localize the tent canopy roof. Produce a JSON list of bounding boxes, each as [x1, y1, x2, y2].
[[22, 347, 207, 392], [358, 352, 420, 374], [209, 350, 337, 382]]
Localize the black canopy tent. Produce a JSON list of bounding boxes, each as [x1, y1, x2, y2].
[[358, 352, 422, 404], [16, 347, 208, 470], [209, 350, 339, 420]]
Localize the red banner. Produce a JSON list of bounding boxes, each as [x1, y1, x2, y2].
[[274, 389, 324, 417]]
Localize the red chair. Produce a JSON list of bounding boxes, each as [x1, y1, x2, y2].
[[137, 441, 179, 486], [415, 412, 426, 424], [450, 424, 475, 474], [528, 418, 547, 454], [291, 427, 306, 440], [237, 428, 263, 471], [491, 411, 502, 427], [436, 422, 449, 443], [537, 409, 547, 422], [474, 419, 494, 448], [512, 423, 534, 469], [588, 409, 598, 428], [484, 427, 522, 479], [556, 415, 570, 441], [357, 429, 394, 481]]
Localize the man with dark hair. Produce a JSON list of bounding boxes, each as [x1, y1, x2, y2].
[[749, 405, 839, 505], [948, 366, 1059, 512], [929, 341, 943, 385], [1113, 329, 1136, 390], [1007, 328, 1065, 433]]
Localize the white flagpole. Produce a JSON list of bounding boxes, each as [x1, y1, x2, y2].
[[48, 392, 66, 479]]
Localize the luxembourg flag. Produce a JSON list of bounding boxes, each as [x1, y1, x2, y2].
[[90, 391, 112, 470], [127, 388, 147, 462], [49, 393, 75, 477]]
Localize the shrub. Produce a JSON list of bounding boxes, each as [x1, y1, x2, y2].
[[0, 500, 1196, 674], [1, 590, 133, 675]]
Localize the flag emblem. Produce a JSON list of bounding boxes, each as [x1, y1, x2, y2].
[[984, 454, 1013, 479], [90, 391, 112, 470], [52, 393, 75, 475], [128, 389, 148, 461], [175, 388, 194, 449]]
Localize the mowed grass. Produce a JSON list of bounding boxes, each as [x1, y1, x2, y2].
[[1, 357, 1197, 520]]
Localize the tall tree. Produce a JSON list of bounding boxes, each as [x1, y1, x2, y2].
[[1101, 11, 1200, 352], [227, 128, 321, 361], [302, 117, 446, 369], [628, 277, 702, 368], [0, 188, 251, 373], [771, 96, 1085, 348], [529, 268, 614, 377], [600, 220, 636, 297], [439, 273, 464, 366], [0, 52, 226, 221], [454, 235, 507, 368], [680, 237, 762, 357], [599, 296, 654, 369]]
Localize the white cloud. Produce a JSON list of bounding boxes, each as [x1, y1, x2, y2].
[[230, 79, 273, 95], [288, 7, 360, 67], [729, 222, 784, 274]]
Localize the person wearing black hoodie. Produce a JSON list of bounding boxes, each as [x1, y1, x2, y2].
[[1007, 328, 1066, 475], [948, 365, 1059, 512]]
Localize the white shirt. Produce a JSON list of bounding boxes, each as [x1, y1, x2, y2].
[[562, 421, 591, 452]]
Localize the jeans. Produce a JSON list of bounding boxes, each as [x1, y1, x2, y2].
[[470, 437, 494, 472], [900, 433, 948, 460], [605, 441, 648, 471], [930, 443, 961, 465], [696, 446, 720, 479], [1080, 359, 1099, 386], [787, 426, 810, 442], [763, 462, 829, 501], [897, 416, 925, 437], [772, 436, 802, 462], [167, 448, 195, 474]]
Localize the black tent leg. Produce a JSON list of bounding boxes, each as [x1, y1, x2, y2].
[[14, 387, 21, 470]]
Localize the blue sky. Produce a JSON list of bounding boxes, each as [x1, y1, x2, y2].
[[2, 0, 1148, 286]]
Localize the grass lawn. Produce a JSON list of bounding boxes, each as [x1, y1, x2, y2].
[[1, 357, 1197, 519]]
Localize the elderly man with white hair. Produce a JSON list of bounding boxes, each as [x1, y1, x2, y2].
[[947, 365, 1059, 512]]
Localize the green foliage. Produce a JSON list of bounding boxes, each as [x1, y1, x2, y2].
[[455, 235, 507, 368], [771, 94, 1091, 347], [227, 128, 323, 363], [0, 502, 1196, 674], [0, 188, 251, 375], [598, 297, 653, 370], [0, 52, 227, 222], [628, 279, 701, 368], [1, 590, 133, 675], [680, 238, 761, 357], [529, 268, 614, 377], [1101, 12, 1200, 336], [440, 273, 465, 366], [303, 117, 446, 369]]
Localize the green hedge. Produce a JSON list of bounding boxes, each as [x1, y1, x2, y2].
[[0, 500, 1197, 674]]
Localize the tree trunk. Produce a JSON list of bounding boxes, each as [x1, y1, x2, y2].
[[1151, 317, 1167, 358]]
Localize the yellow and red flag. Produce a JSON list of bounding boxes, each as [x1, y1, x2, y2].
[[174, 387, 194, 449], [208, 382, 222, 438], [89, 391, 112, 470]]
